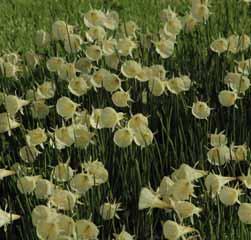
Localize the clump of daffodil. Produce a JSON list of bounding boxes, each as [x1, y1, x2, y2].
[[26, 127, 47, 146], [238, 203, 251, 224], [86, 45, 103, 62], [83, 159, 109, 185], [31, 100, 50, 119], [100, 107, 124, 129], [207, 145, 231, 166], [70, 172, 94, 194], [53, 162, 74, 182], [113, 127, 134, 148], [68, 76, 89, 97], [117, 38, 137, 57], [34, 178, 54, 199], [99, 201, 122, 220], [205, 173, 236, 198], [49, 189, 77, 211], [121, 60, 142, 79], [224, 72, 250, 95], [210, 37, 228, 54], [173, 201, 202, 219], [219, 185, 241, 206], [51, 20, 74, 41], [46, 57, 64, 73], [4, 94, 29, 116], [0, 112, 20, 135], [17, 175, 42, 194], [231, 144, 248, 161], [138, 187, 173, 210], [31, 205, 57, 227], [163, 220, 197, 240], [171, 163, 207, 182], [0, 169, 16, 180], [191, 100, 211, 120], [36, 81, 56, 100], [218, 90, 238, 107], [35, 29, 51, 48], [75, 57, 92, 73], [75, 218, 99, 240], [114, 227, 134, 240], [0, 209, 21, 228], [56, 97, 79, 119], [112, 89, 133, 108], [19, 145, 40, 163], [53, 125, 75, 149]]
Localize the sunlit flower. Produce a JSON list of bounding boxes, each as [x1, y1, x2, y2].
[[4, 94, 29, 116], [56, 96, 79, 119], [139, 187, 172, 210], [19, 145, 40, 163], [86, 26, 106, 42], [207, 145, 231, 166], [117, 38, 137, 56], [0, 112, 20, 134], [191, 100, 211, 120], [35, 179, 55, 199], [100, 107, 124, 129], [0, 169, 16, 180], [133, 127, 153, 147], [31, 100, 50, 119], [171, 163, 207, 182], [49, 189, 76, 211], [99, 202, 121, 220], [112, 90, 133, 107], [46, 57, 64, 72], [69, 171, 93, 193], [219, 186, 240, 206], [52, 20, 74, 41], [103, 10, 119, 30], [75, 57, 92, 73], [210, 38, 228, 54], [26, 128, 47, 146], [68, 77, 89, 97], [103, 73, 121, 92], [113, 128, 134, 148], [174, 201, 202, 219], [191, 3, 210, 22], [238, 203, 251, 224], [210, 131, 227, 147], [53, 163, 74, 182], [218, 90, 238, 107], [64, 34, 83, 53], [31, 205, 57, 227], [58, 62, 78, 81], [76, 219, 99, 240], [85, 45, 102, 62], [36, 81, 56, 100], [204, 173, 235, 198], [17, 175, 41, 194], [0, 209, 20, 228], [148, 79, 165, 96], [169, 179, 195, 201], [84, 9, 106, 28], [163, 220, 196, 240], [35, 30, 51, 48], [121, 60, 142, 79], [154, 39, 175, 59]]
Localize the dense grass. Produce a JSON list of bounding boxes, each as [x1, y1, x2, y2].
[[1, 0, 251, 239]]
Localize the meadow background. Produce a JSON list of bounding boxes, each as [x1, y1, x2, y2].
[[1, 0, 251, 239]]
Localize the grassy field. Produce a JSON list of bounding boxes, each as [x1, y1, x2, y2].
[[1, 0, 251, 239]]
